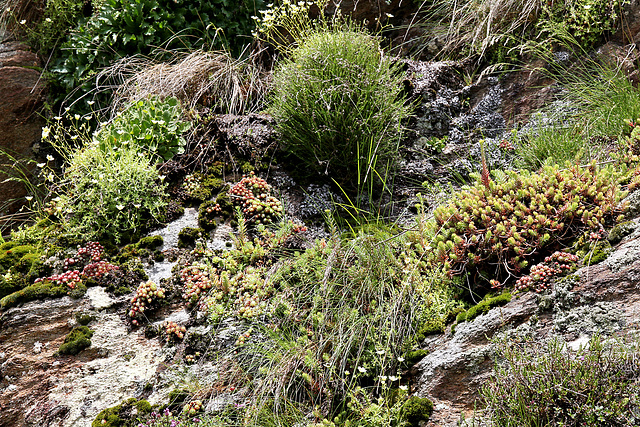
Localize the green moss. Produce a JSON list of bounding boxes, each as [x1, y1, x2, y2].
[[573, 232, 612, 266], [135, 399, 152, 413], [0, 281, 68, 309], [91, 398, 152, 427], [75, 312, 95, 325], [57, 326, 93, 355], [457, 292, 512, 325], [401, 396, 434, 425], [608, 221, 634, 244], [404, 349, 429, 366], [178, 227, 204, 248], [190, 174, 225, 202], [0, 244, 38, 269], [138, 235, 163, 249]]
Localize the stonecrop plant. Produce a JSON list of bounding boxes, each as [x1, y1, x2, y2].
[[428, 162, 630, 289]]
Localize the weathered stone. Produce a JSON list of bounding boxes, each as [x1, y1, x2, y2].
[[0, 40, 45, 216]]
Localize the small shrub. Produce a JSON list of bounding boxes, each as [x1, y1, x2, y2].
[[94, 97, 191, 161], [270, 22, 411, 187], [482, 336, 640, 426], [58, 144, 168, 244]]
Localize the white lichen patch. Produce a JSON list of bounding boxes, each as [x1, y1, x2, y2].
[[46, 312, 163, 426], [553, 302, 623, 335], [86, 286, 116, 310]]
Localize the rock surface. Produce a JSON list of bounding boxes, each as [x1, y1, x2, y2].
[[0, 40, 45, 216], [416, 217, 640, 426]]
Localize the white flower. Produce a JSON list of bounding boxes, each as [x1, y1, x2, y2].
[[116, 204, 125, 210], [159, 175, 166, 181], [41, 126, 50, 139], [74, 114, 80, 120], [47, 154, 54, 161], [397, 357, 405, 362], [19, 19, 26, 25], [54, 116, 62, 121], [25, 196, 33, 201], [87, 101, 95, 106], [399, 385, 408, 391], [45, 17, 52, 22], [133, 203, 141, 209], [388, 375, 399, 382], [36, 163, 45, 168], [375, 349, 385, 355], [379, 375, 387, 382], [357, 366, 367, 374]]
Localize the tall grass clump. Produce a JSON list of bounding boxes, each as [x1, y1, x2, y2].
[[482, 336, 640, 426], [269, 22, 411, 191], [514, 121, 592, 171]]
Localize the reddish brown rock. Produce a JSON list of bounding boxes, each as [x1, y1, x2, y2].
[[0, 40, 45, 217]]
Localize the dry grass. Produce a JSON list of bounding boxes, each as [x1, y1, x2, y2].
[[0, 0, 42, 36], [414, 0, 544, 58], [100, 49, 268, 116]]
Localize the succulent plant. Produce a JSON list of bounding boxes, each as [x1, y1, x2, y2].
[[429, 162, 629, 289], [228, 172, 284, 225]]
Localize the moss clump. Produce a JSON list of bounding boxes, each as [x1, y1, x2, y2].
[[0, 244, 45, 299], [401, 396, 434, 425], [75, 312, 95, 325], [0, 280, 68, 309], [573, 232, 612, 266], [178, 227, 204, 248], [58, 326, 93, 355], [404, 349, 429, 366], [91, 398, 152, 427], [456, 292, 512, 324], [138, 235, 163, 250], [608, 221, 635, 244]]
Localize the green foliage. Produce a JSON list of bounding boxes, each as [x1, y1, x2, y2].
[[429, 162, 630, 290], [455, 292, 511, 324], [2, 0, 85, 53], [538, 0, 623, 48], [50, 0, 266, 111], [58, 143, 168, 244], [270, 22, 411, 188], [94, 97, 191, 161], [482, 336, 640, 426], [57, 325, 93, 355]]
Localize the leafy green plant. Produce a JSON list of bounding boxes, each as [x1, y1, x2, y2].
[[94, 96, 191, 161], [270, 21, 411, 189], [429, 162, 630, 291], [482, 336, 640, 426], [50, 0, 266, 111]]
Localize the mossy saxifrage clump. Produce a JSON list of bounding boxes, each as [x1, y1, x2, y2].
[[429, 162, 634, 292]]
